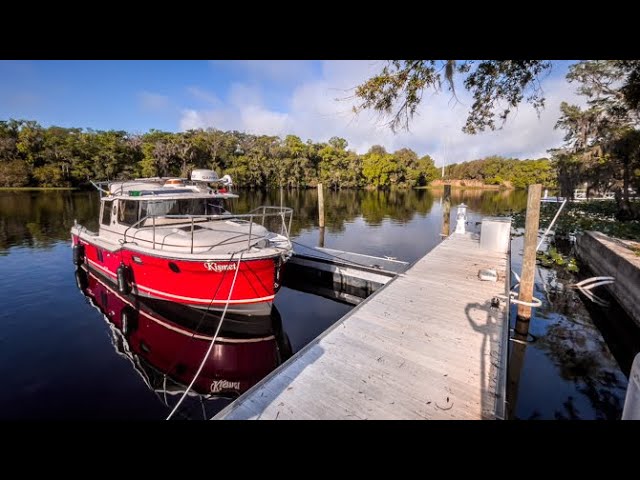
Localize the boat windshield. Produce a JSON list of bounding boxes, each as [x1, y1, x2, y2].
[[117, 198, 230, 226], [141, 198, 228, 217]]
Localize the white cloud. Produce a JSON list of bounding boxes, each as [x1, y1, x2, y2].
[[211, 60, 316, 84], [180, 61, 584, 162], [186, 86, 220, 106], [228, 83, 264, 108], [138, 91, 170, 111], [180, 83, 290, 135]]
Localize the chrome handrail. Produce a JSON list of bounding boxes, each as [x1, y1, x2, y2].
[[123, 206, 293, 252]]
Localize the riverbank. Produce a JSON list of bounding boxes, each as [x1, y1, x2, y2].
[[425, 179, 510, 190]]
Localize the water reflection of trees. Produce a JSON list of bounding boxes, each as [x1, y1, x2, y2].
[[229, 189, 438, 234], [0, 191, 99, 252], [534, 314, 626, 420], [518, 267, 628, 420], [230, 188, 526, 235], [1, 188, 528, 251], [449, 189, 528, 216]]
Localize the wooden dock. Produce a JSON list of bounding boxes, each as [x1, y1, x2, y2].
[[214, 230, 511, 420]]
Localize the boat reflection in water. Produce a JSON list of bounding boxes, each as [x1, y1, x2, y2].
[[75, 266, 292, 419]]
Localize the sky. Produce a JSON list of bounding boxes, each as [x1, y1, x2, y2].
[[0, 60, 582, 166]]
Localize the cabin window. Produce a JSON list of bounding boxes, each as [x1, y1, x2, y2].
[[207, 199, 227, 215], [138, 199, 211, 218], [101, 200, 113, 226], [118, 200, 139, 226]]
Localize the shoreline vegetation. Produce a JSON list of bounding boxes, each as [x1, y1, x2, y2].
[[1, 119, 554, 191], [425, 179, 507, 190], [512, 199, 640, 242]]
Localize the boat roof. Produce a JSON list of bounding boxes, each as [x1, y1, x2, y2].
[[104, 179, 238, 201]]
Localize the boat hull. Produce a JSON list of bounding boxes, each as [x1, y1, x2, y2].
[[72, 233, 286, 316]]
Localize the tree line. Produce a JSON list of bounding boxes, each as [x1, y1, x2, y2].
[[551, 60, 640, 220], [353, 60, 640, 219], [0, 122, 439, 189], [0, 120, 556, 190], [444, 156, 555, 188]]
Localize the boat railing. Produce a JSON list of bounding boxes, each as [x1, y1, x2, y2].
[[91, 180, 112, 198], [123, 206, 294, 253]]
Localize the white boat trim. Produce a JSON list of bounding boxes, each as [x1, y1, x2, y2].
[[135, 283, 276, 305]]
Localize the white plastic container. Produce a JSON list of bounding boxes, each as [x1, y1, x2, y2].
[[480, 217, 512, 254]]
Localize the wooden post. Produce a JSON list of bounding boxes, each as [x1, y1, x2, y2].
[[317, 183, 325, 228], [318, 183, 325, 248], [441, 184, 451, 237], [506, 319, 529, 420], [517, 184, 542, 320]]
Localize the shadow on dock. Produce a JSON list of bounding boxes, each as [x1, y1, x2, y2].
[[465, 300, 504, 419]]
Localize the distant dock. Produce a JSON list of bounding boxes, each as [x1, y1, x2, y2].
[[214, 226, 510, 420]]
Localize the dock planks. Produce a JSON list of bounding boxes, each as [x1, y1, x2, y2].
[[214, 232, 510, 420]]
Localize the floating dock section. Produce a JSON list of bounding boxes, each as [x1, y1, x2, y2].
[[284, 245, 408, 305], [215, 221, 511, 420]]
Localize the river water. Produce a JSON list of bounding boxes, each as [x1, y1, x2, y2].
[[0, 188, 636, 419]]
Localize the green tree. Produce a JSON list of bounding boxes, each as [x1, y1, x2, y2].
[[362, 145, 398, 189], [415, 154, 439, 186], [0, 160, 29, 187], [353, 60, 552, 133], [554, 60, 640, 218]]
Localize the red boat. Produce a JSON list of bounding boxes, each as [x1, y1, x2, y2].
[[71, 170, 293, 315], [76, 267, 292, 416]]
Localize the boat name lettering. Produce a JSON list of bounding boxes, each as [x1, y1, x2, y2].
[[211, 379, 241, 393], [204, 261, 237, 272]]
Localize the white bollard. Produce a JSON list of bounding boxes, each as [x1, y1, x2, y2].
[[455, 203, 467, 234], [622, 353, 640, 419]]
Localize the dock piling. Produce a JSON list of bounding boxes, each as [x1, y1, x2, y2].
[[318, 183, 325, 247], [518, 184, 542, 321], [318, 183, 325, 228], [441, 184, 451, 237], [506, 318, 530, 419]]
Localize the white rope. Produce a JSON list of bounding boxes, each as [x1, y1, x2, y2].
[[573, 276, 615, 288], [509, 296, 543, 308], [536, 199, 568, 252], [496, 292, 543, 308], [165, 251, 244, 420]]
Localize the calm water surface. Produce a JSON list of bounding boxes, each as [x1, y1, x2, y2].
[[0, 188, 636, 419]]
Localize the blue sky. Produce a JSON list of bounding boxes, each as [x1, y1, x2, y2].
[[0, 60, 580, 162]]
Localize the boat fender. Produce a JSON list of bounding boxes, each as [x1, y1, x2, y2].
[[121, 306, 138, 336], [274, 257, 283, 291], [117, 263, 132, 295], [73, 244, 85, 266], [75, 268, 88, 291]]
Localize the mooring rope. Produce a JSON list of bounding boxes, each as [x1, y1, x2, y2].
[[165, 250, 245, 420]]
